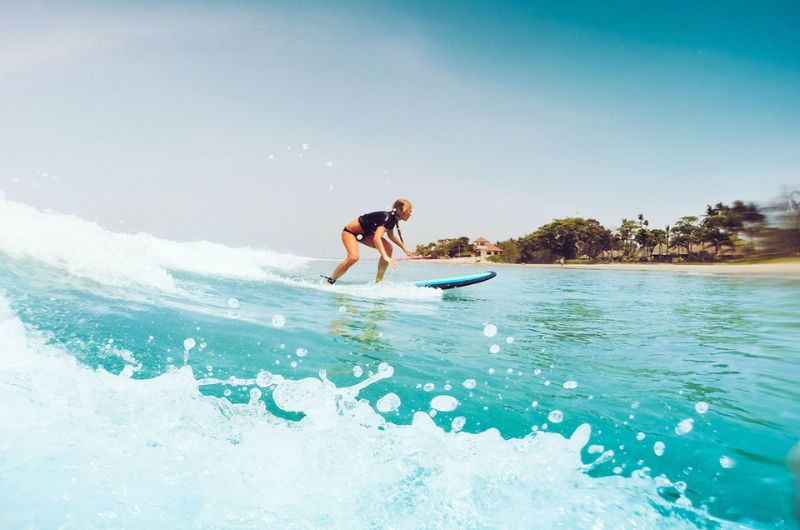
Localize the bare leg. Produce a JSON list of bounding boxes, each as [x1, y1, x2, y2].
[[330, 231, 360, 282], [363, 239, 393, 282]]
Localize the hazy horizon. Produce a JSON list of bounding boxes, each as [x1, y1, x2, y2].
[[2, 1, 798, 258]]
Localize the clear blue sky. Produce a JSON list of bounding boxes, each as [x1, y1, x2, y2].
[[1, 0, 798, 256]]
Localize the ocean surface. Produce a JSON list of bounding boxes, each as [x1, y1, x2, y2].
[[1, 196, 799, 529]]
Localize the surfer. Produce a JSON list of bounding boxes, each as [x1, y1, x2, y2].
[[323, 199, 417, 284]]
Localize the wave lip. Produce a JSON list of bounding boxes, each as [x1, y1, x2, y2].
[[0, 196, 309, 291]]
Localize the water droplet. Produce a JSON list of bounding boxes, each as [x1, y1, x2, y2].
[[505, 336, 514, 344], [462, 379, 476, 389], [588, 444, 604, 454], [483, 324, 498, 337], [227, 297, 240, 309], [547, 410, 563, 423], [272, 314, 286, 328], [531, 400, 539, 408], [423, 383, 435, 392], [695, 401, 709, 414], [338, 305, 347, 313], [378, 362, 392, 375], [376, 392, 401, 412], [353, 366, 363, 377], [654, 441, 666, 456], [675, 418, 694, 436], [563, 380, 578, 389], [223, 389, 231, 397], [325, 160, 334, 167], [295, 348, 308, 357], [183, 338, 196, 351], [301, 143, 310, 150], [431, 395, 459, 412], [636, 432, 646, 441], [719, 455, 736, 469], [451, 416, 466, 432], [489, 344, 500, 354]]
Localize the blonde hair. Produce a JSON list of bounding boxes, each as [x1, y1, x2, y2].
[[392, 198, 412, 215], [391, 199, 412, 244]]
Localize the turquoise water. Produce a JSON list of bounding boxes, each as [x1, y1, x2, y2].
[[1, 197, 799, 528]]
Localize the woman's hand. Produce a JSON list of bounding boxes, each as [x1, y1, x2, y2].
[[389, 258, 398, 269]]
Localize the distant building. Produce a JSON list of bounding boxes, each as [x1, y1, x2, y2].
[[472, 237, 504, 260]]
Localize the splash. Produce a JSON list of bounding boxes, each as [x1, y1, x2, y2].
[[0, 196, 308, 291], [0, 294, 724, 528]]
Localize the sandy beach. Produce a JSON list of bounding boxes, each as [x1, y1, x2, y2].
[[414, 257, 800, 279]]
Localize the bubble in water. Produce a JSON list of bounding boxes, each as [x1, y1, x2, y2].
[[256, 371, 273, 387], [506, 336, 514, 344], [631, 401, 640, 409], [227, 297, 240, 309], [423, 383, 435, 392], [534, 368, 541, 376], [653, 441, 666, 456], [223, 389, 231, 397], [612, 466, 622, 474], [563, 380, 578, 389], [636, 432, 646, 441], [376, 392, 401, 413], [249, 388, 262, 403], [488, 368, 495, 375], [531, 401, 539, 408], [544, 380, 551, 386], [444, 384, 452, 391], [695, 401, 709, 414], [205, 365, 213, 372], [431, 395, 459, 412], [295, 348, 308, 357], [719, 455, 736, 469], [489, 344, 500, 354], [675, 418, 694, 436], [353, 366, 363, 377], [588, 445, 604, 454], [463, 379, 476, 389], [338, 305, 347, 313], [483, 324, 498, 337], [290, 361, 298, 368], [272, 314, 286, 328], [547, 410, 564, 423]]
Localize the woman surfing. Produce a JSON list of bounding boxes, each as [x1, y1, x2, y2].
[[323, 199, 417, 284]]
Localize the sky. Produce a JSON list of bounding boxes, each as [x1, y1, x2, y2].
[[1, 0, 798, 257]]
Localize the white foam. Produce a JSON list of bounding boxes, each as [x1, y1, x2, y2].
[[0, 294, 718, 528], [0, 196, 308, 291]]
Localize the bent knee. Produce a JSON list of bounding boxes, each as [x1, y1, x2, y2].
[[384, 242, 394, 256], [345, 255, 359, 264]]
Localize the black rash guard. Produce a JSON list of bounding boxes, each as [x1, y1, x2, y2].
[[358, 211, 397, 234]]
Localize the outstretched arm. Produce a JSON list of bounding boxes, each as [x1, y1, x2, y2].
[[387, 230, 417, 258]]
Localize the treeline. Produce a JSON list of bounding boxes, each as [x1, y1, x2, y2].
[[416, 191, 800, 263], [415, 237, 473, 259]]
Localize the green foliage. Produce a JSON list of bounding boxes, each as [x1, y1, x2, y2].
[[416, 193, 795, 264]]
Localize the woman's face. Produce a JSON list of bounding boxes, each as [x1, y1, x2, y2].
[[399, 205, 413, 221]]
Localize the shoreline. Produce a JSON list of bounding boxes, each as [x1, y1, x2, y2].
[[411, 258, 800, 278]]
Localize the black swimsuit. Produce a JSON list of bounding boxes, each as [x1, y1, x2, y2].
[[343, 211, 401, 242]]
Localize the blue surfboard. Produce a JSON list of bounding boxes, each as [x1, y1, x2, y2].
[[415, 271, 497, 290]]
